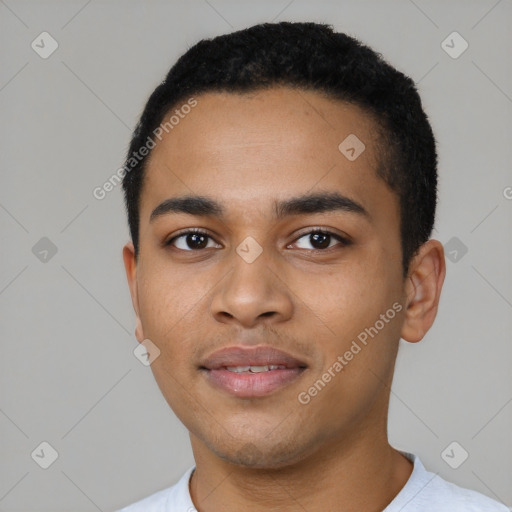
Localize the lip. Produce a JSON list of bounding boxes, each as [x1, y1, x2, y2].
[[200, 345, 308, 398], [201, 345, 308, 370]]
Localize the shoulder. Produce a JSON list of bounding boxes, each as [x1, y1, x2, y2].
[[413, 473, 510, 511], [116, 486, 173, 512], [386, 451, 510, 512], [115, 466, 196, 512]]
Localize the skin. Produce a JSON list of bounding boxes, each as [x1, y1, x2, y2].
[[123, 86, 446, 511]]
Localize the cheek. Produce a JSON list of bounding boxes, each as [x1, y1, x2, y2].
[[137, 270, 203, 412], [137, 267, 202, 340], [301, 257, 402, 383], [295, 260, 391, 339], [136, 265, 211, 381]]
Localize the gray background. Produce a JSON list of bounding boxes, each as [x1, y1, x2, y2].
[[1, 0, 511, 510]]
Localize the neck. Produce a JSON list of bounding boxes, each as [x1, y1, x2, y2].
[[188, 415, 413, 512]]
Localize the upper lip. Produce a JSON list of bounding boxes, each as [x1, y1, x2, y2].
[[201, 346, 308, 370]]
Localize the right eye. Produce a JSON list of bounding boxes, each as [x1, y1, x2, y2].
[[165, 229, 222, 251]]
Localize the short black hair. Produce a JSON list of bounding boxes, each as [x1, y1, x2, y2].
[[122, 21, 437, 277]]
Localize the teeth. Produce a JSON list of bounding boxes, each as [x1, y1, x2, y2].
[[226, 366, 251, 373], [225, 365, 287, 373], [248, 365, 269, 373]]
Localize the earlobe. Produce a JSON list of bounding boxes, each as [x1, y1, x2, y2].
[[400, 240, 446, 343], [122, 242, 145, 342]]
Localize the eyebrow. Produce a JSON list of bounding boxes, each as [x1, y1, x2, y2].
[[149, 192, 370, 222]]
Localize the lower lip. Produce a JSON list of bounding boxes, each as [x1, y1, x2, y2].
[[203, 368, 306, 398]]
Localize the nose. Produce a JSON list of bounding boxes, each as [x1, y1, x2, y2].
[[210, 250, 294, 328]]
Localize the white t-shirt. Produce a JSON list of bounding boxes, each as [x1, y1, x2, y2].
[[116, 451, 510, 511]]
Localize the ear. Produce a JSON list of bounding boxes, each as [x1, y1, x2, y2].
[[123, 242, 145, 342], [401, 239, 446, 343]]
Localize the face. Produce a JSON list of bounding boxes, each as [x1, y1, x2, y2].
[[123, 87, 437, 468]]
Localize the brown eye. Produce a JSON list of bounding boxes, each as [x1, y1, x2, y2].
[[166, 230, 221, 251], [293, 230, 349, 250]]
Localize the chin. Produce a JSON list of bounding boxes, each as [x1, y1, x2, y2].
[[210, 438, 307, 470]]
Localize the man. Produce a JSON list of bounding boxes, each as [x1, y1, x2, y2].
[[118, 21, 508, 511]]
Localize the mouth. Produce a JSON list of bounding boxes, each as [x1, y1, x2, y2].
[[200, 346, 308, 398]]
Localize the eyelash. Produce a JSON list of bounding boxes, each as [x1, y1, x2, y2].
[[164, 228, 351, 252]]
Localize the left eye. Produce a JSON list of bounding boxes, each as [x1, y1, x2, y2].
[[292, 230, 347, 250]]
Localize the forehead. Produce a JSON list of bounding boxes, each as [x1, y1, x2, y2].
[[141, 87, 396, 224]]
